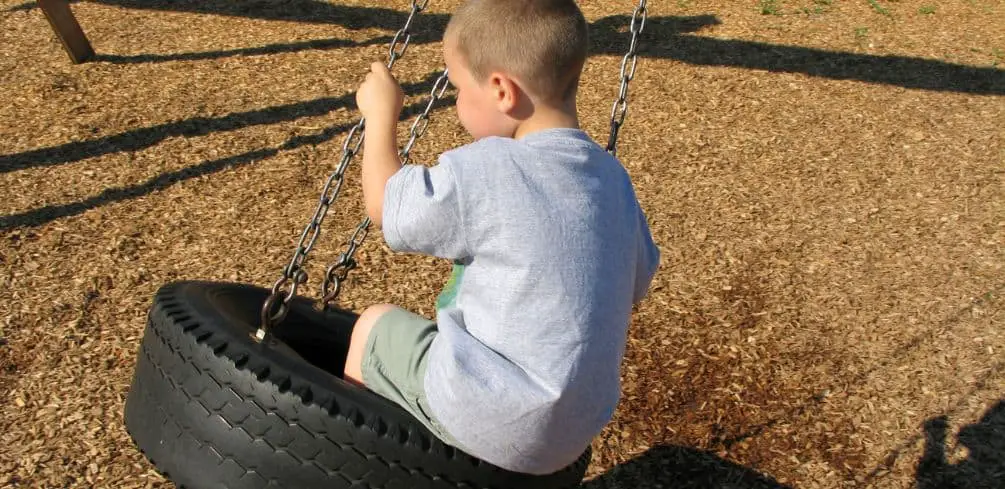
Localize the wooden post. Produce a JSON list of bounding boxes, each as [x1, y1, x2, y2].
[[38, 0, 95, 64]]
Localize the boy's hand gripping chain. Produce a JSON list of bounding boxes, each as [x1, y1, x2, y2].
[[258, 0, 451, 341], [318, 70, 450, 308], [606, 0, 647, 156]]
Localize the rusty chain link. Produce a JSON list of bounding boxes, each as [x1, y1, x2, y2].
[[606, 0, 648, 156], [258, 0, 439, 340]]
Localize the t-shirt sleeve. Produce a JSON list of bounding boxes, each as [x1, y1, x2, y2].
[[381, 158, 469, 260], [633, 205, 660, 304]]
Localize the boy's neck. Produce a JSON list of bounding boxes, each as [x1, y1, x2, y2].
[[514, 99, 580, 140]]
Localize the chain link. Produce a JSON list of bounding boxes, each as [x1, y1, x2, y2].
[[388, 0, 429, 68], [319, 68, 451, 309], [258, 0, 435, 340], [320, 217, 371, 305], [400, 69, 451, 164], [606, 0, 648, 156]]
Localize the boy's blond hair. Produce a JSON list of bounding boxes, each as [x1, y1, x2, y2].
[[445, 0, 589, 102]]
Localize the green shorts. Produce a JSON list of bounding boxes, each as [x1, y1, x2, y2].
[[361, 307, 460, 447]]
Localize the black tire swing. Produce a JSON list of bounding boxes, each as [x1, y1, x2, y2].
[[123, 1, 649, 488]]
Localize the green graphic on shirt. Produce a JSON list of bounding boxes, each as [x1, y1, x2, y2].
[[436, 263, 465, 310]]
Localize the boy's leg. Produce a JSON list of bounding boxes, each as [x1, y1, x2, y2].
[[344, 303, 397, 386], [342, 303, 463, 449]]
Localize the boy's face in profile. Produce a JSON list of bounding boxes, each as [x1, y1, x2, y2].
[[444, 35, 517, 141]]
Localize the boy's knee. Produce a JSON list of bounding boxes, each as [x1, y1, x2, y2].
[[345, 304, 398, 384], [350, 304, 398, 349], [355, 304, 397, 333]]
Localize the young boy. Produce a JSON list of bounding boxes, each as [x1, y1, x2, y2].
[[344, 0, 659, 475]]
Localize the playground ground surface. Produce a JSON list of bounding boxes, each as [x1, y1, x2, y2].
[[1, 0, 1003, 487]]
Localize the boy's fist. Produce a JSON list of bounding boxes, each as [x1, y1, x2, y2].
[[356, 62, 404, 126]]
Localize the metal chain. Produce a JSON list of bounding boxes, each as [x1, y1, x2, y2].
[[320, 68, 451, 306], [400, 69, 451, 165], [388, 0, 430, 67], [606, 0, 648, 156], [258, 0, 433, 340]]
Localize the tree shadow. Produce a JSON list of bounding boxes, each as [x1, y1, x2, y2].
[[0, 80, 454, 231], [915, 400, 1005, 489], [583, 445, 791, 489]]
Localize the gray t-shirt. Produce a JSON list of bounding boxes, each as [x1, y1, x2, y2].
[[382, 128, 659, 474]]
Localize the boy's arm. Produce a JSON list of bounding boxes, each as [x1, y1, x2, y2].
[[355, 63, 467, 260], [356, 62, 405, 228], [361, 121, 401, 228], [381, 160, 469, 260]]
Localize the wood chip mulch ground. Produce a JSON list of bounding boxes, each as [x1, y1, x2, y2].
[[1, 0, 1003, 488]]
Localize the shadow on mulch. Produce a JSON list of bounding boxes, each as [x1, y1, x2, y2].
[[4, 4, 1001, 173], [4, 2, 1002, 175], [5, 8, 996, 170], [94, 36, 394, 64], [916, 400, 1005, 489], [4, 2, 1003, 225], [580, 400, 1005, 489], [703, 286, 1004, 452], [13, 0, 1004, 94], [0, 69, 444, 175], [0, 75, 454, 231], [584, 445, 790, 489]]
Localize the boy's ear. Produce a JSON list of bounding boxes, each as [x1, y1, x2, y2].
[[488, 72, 522, 114]]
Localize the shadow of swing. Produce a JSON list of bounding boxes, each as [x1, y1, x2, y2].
[[583, 445, 791, 489], [5, 9, 999, 176]]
